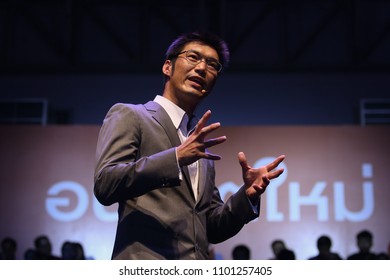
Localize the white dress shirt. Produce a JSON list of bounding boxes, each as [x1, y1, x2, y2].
[[154, 95, 199, 200]]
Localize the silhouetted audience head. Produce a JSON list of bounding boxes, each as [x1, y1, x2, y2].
[[61, 241, 76, 260], [270, 239, 286, 259], [73, 242, 85, 260], [232, 244, 251, 260], [61, 241, 86, 260], [9, 232, 387, 261], [356, 230, 373, 253], [34, 235, 52, 256], [24, 248, 37, 260], [317, 235, 332, 253], [1, 237, 17, 260], [347, 229, 378, 260], [28, 235, 59, 260], [309, 235, 342, 260], [277, 248, 296, 260]]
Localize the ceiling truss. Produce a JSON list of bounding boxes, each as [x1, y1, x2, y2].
[[1, 0, 389, 73]]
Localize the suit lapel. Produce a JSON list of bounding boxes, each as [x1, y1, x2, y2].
[[144, 101, 193, 194], [145, 101, 180, 147]]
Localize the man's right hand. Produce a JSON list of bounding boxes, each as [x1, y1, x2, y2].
[[176, 110, 227, 167]]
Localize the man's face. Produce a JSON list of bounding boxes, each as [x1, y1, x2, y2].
[[163, 42, 220, 103]]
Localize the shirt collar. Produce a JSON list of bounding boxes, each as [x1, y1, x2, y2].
[[154, 95, 186, 130]]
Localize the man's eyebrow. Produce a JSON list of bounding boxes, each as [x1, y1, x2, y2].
[[191, 50, 219, 61]]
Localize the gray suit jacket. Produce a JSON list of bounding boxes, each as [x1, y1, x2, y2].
[[94, 101, 259, 259]]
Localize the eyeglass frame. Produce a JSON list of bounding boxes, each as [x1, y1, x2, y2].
[[173, 50, 223, 73]]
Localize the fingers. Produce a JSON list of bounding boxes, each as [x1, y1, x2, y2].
[[262, 174, 270, 186], [196, 122, 221, 138], [203, 136, 227, 148], [266, 155, 285, 172], [193, 110, 223, 140], [268, 168, 284, 179], [238, 152, 249, 170], [263, 156, 285, 182], [194, 110, 212, 134], [179, 110, 227, 163], [192, 137, 226, 161], [203, 152, 222, 161]]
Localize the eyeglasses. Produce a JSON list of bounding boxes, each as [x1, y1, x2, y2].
[[175, 50, 222, 73]]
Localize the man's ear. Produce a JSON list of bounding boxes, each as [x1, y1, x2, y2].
[[162, 60, 172, 77]]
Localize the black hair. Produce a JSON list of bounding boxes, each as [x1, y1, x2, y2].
[[317, 235, 332, 250], [232, 244, 250, 260], [357, 230, 373, 241], [165, 31, 230, 69], [1, 237, 17, 249]]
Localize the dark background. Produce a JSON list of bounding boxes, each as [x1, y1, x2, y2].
[[1, 0, 389, 126]]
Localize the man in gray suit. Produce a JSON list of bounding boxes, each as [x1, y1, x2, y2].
[[94, 31, 285, 259]]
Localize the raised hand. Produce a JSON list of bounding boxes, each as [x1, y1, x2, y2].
[[177, 110, 227, 167], [238, 152, 285, 204]]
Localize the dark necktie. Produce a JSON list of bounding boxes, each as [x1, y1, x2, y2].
[[179, 114, 189, 137]]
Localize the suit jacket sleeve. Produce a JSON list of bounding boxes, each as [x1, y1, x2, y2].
[[208, 188, 260, 243], [94, 103, 181, 206], [204, 160, 260, 244]]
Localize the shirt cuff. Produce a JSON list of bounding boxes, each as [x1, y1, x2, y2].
[[175, 148, 183, 181]]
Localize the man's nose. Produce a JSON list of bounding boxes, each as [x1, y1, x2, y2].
[[195, 59, 207, 72]]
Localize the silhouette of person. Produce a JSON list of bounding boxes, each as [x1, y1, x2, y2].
[[61, 241, 76, 260], [347, 230, 377, 260], [277, 248, 296, 260], [24, 248, 37, 260], [73, 242, 86, 260], [232, 244, 251, 260], [308, 235, 342, 260], [269, 239, 286, 259], [61, 241, 86, 260], [31, 235, 60, 260], [1, 237, 17, 260]]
